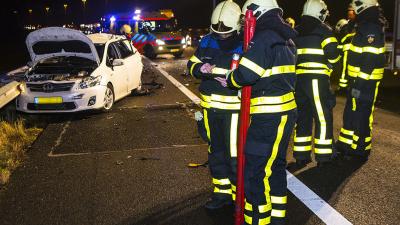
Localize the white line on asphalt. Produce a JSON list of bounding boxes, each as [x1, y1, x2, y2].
[[151, 59, 353, 225], [48, 144, 208, 158], [150, 61, 201, 105], [287, 172, 352, 225], [48, 121, 71, 157]]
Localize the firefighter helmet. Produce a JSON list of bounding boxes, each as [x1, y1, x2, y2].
[[286, 17, 296, 28], [302, 0, 329, 22], [120, 24, 132, 34], [241, 0, 280, 20], [335, 19, 349, 33], [351, 0, 379, 14], [210, 0, 242, 34]]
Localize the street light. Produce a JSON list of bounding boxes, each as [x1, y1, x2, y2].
[[63, 4, 68, 15], [82, 0, 87, 23], [45, 7, 50, 26]]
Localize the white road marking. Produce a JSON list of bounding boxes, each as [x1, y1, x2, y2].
[[149, 61, 201, 105], [287, 172, 352, 225], [48, 121, 71, 157], [151, 59, 353, 225]]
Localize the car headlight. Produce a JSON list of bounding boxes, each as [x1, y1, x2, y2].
[[156, 39, 165, 45], [79, 75, 102, 89], [181, 38, 186, 44]]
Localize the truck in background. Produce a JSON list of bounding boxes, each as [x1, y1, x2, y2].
[[101, 9, 187, 59]]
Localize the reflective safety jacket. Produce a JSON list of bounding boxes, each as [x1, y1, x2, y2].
[[227, 10, 297, 115], [187, 34, 243, 112], [294, 16, 341, 78], [338, 31, 356, 87], [347, 10, 386, 81]]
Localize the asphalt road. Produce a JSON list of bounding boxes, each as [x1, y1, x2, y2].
[[0, 48, 399, 225]]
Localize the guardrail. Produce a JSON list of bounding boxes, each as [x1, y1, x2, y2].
[[0, 81, 22, 109]]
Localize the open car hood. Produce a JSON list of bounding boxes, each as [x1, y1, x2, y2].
[[26, 27, 100, 64]]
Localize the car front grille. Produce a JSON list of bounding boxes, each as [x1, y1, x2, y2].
[[27, 102, 76, 111], [165, 40, 182, 45], [27, 82, 75, 93]]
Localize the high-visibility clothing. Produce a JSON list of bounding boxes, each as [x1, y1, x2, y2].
[[293, 16, 340, 163], [203, 109, 239, 200], [226, 9, 298, 225], [337, 6, 386, 156], [187, 33, 243, 201], [338, 32, 356, 88], [187, 34, 243, 112]]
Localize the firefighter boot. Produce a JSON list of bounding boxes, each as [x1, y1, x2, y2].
[[204, 194, 233, 210]]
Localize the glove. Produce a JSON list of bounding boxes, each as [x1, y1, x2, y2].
[[200, 63, 215, 74], [214, 77, 227, 87]]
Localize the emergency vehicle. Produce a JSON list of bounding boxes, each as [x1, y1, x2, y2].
[[102, 9, 187, 59]]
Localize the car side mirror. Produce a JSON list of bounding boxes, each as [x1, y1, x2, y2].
[[112, 59, 124, 67]]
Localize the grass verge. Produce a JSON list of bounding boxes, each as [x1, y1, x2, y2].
[[0, 120, 42, 185]]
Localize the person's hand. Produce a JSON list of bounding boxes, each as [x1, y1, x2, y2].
[[200, 63, 215, 74], [214, 77, 227, 87]]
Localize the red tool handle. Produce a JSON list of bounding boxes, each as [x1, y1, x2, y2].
[[235, 10, 256, 225]]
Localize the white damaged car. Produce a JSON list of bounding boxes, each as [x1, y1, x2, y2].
[[17, 27, 143, 113]]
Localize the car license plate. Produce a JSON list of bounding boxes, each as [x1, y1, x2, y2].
[[171, 49, 180, 52], [34, 97, 63, 104]]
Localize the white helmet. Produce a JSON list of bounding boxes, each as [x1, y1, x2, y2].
[[210, 0, 241, 34], [302, 0, 329, 22], [335, 19, 349, 33], [242, 0, 280, 20], [351, 0, 379, 14]]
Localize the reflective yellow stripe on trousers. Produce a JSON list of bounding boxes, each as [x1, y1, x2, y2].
[[263, 115, 288, 218], [312, 80, 327, 140]]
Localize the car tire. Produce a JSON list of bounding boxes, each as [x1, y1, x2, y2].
[[102, 84, 114, 112], [173, 52, 184, 58], [144, 45, 157, 59]]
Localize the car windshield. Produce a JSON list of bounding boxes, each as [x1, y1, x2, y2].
[[139, 19, 177, 33]]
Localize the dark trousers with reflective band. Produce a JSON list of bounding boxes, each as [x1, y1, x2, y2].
[[203, 109, 239, 200], [338, 79, 380, 156], [294, 77, 335, 162], [243, 111, 297, 225]]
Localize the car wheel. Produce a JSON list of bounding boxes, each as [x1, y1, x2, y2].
[[144, 45, 157, 59], [102, 84, 114, 112], [173, 52, 184, 58]]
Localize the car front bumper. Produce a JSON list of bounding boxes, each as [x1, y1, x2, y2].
[[16, 84, 107, 113], [153, 44, 186, 55]]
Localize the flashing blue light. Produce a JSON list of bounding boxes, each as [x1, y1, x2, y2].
[[135, 9, 141, 14], [132, 15, 141, 20], [110, 16, 116, 22]]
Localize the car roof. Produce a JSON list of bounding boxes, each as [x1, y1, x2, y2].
[[87, 33, 126, 44]]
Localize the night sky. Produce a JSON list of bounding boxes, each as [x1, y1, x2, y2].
[[0, 0, 395, 31]]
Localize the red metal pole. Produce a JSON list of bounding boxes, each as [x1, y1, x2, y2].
[[235, 10, 256, 225]]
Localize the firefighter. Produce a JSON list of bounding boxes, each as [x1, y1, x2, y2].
[[336, 4, 357, 89], [187, 0, 243, 209], [226, 0, 297, 224], [336, 0, 387, 160], [120, 24, 133, 39], [292, 0, 341, 166]]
